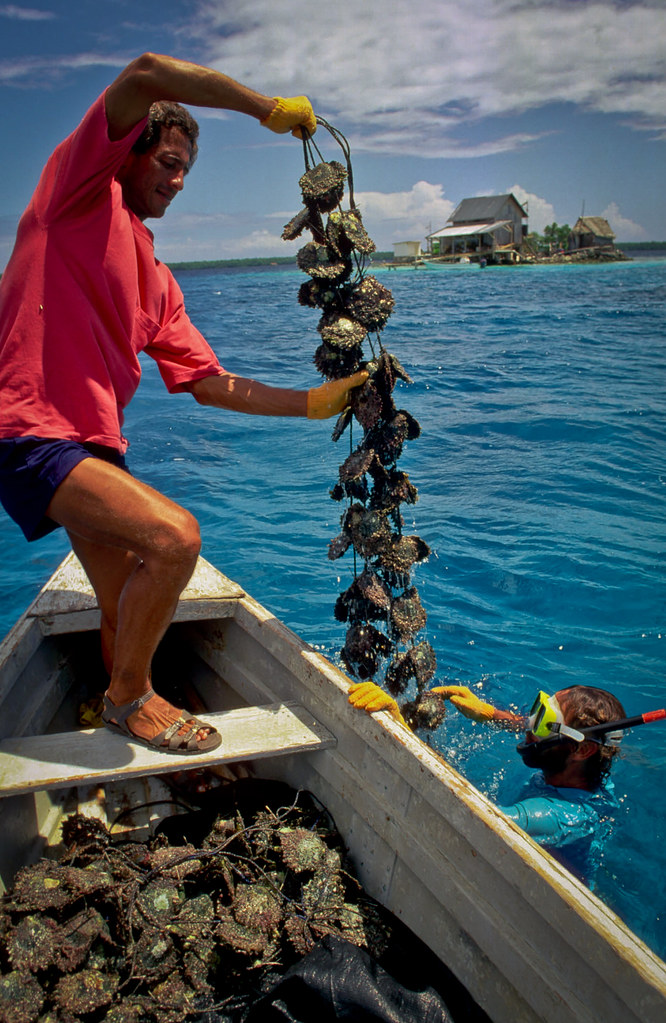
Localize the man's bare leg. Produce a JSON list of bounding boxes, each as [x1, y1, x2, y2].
[[47, 457, 211, 745]]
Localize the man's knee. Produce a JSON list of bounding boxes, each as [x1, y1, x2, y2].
[[153, 507, 201, 569]]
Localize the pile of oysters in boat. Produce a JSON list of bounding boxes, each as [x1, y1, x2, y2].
[[283, 137, 443, 732]]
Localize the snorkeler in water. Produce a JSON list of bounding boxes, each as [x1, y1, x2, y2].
[[349, 680, 665, 887], [435, 684, 666, 886]]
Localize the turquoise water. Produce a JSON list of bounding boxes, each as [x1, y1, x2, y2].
[[1, 258, 665, 957]]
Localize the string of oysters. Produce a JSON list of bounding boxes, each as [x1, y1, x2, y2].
[[284, 120, 445, 732]]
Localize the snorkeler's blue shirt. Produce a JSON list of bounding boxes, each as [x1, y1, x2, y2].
[[499, 775, 619, 888]]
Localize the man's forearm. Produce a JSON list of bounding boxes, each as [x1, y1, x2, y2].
[[189, 372, 308, 417], [105, 53, 275, 140]]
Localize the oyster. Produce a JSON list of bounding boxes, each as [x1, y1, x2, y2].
[[331, 406, 352, 443], [344, 504, 391, 559], [347, 276, 395, 331], [60, 814, 111, 859], [402, 691, 447, 732], [282, 206, 325, 244], [351, 379, 384, 430], [388, 352, 413, 385], [297, 241, 351, 281], [216, 882, 282, 959], [298, 278, 337, 309], [10, 862, 113, 912], [375, 534, 431, 573], [150, 972, 200, 1017], [385, 641, 437, 694], [279, 828, 340, 875], [334, 569, 392, 624], [135, 879, 183, 925], [131, 923, 178, 982], [314, 341, 363, 381], [341, 623, 393, 678], [319, 314, 367, 350], [369, 468, 419, 512], [58, 908, 111, 973], [299, 161, 347, 213], [338, 446, 377, 483], [390, 587, 428, 641], [7, 914, 59, 973], [326, 209, 376, 256], [54, 968, 116, 1015], [327, 532, 352, 561], [368, 411, 421, 465], [0, 969, 44, 1023], [103, 997, 150, 1022], [169, 893, 215, 944]]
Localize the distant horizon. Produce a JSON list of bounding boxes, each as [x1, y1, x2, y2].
[[164, 240, 666, 271]]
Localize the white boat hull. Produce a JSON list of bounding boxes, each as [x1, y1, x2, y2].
[[0, 553, 664, 1023]]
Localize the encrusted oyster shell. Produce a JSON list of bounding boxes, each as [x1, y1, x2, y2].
[[385, 641, 437, 694], [390, 587, 427, 640], [297, 242, 351, 281], [282, 206, 325, 243], [314, 341, 363, 380], [351, 379, 384, 430], [319, 314, 367, 350], [300, 161, 347, 212], [347, 276, 395, 331], [344, 503, 391, 559], [402, 691, 447, 732], [326, 209, 376, 256], [341, 622, 393, 679], [376, 534, 431, 573]]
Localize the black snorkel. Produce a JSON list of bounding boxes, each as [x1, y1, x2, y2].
[[517, 708, 666, 768]]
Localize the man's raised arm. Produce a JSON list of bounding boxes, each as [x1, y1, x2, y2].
[[104, 52, 315, 141]]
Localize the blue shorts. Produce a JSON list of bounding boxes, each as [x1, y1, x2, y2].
[[0, 437, 128, 542]]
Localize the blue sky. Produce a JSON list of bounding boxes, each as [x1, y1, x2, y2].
[[1, 0, 664, 268]]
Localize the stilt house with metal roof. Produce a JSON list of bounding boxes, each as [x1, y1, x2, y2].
[[426, 193, 528, 263]]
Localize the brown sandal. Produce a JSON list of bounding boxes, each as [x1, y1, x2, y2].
[[102, 689, 221, 755]]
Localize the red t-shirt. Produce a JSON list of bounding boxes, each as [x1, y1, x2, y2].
[[0, 92, 223, 452]]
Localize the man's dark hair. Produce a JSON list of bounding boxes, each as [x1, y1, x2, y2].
[[133, 101, 199, 168], [561, 685, 626, 786]]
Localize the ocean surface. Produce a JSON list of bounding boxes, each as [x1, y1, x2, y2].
[[1, 256, 665, 959]]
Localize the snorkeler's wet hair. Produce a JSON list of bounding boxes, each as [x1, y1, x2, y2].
[[133, 101, 199, 168], [561, 685, 626, 785]]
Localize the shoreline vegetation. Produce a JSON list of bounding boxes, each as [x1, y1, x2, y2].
[[166, 242, 666, 272]]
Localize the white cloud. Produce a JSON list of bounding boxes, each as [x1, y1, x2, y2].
[[600, 202, 648, 242], [353, 181, 455, 247], [0, 5, 54, 19], [0, 51, 128, 84], [508, 185, 557, 235], [188, 0, 666, 155], [149, 209, 302, 262], [2, 1, 665, 157]]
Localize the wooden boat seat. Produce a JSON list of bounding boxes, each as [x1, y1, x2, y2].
[[31, 552, 246, 634], [0, 702, 336, 797]]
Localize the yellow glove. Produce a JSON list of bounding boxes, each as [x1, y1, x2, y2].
[[348, 681, 406, 726], [307, 370, 369, 419], [261, 96, 317, 138], [78, 694, 105, 728], [430, 685, 496, 723]]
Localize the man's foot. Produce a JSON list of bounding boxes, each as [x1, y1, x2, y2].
[[102, 688, 221, 755]]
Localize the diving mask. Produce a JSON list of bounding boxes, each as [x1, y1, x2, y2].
[[527, 691, 591, 743], [522, 690, 666, 754]]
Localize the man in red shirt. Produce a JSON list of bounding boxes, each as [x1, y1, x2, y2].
[[0, 53, 365, 754]]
